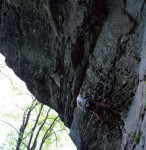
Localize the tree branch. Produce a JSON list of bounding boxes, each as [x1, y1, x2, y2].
[[39, 116, 59, 150], [31, 108, 51, 150], [0, 119, 19, 134], [27, 104, 44, 149], [16, 100, 37, 150]]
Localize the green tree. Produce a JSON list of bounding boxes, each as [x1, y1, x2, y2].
[[1, 99, 66, 150]]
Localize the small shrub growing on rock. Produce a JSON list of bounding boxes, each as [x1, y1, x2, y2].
[[134, 131, 141, 144], [144, 101, 146, 110]]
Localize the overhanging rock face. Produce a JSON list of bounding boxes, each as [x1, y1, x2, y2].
[[0, 0, 146, 149]]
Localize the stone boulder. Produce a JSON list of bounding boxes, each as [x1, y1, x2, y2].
[[0, 0, 146, 149]]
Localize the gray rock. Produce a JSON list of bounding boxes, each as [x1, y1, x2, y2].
[[0, 0, 146, 149]]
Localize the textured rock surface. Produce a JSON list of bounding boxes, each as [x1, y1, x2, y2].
[[0, 0, 146, 149]]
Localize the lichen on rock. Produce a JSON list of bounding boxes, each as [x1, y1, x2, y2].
[[0, 0, 146, 149]]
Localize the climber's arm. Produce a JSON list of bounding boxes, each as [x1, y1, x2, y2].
[[77, 101, 82, 109]]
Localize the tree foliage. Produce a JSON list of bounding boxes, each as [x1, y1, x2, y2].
[[1, 98, 66, 150]]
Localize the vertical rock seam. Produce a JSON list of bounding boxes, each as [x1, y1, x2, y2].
[[0, 0, 145, 149]]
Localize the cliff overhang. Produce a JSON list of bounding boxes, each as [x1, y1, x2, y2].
[[0, 0, 146, 149]]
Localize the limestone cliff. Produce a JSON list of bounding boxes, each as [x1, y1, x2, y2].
[[0, 0, 146, 149]]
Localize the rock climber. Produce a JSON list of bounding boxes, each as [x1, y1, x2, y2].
[[77, 88, 111, 123]]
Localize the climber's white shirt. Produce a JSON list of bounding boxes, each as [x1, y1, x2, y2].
[[77, 94, 87, 110]]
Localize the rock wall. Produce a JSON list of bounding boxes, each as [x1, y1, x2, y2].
[[0, 0, 146, 149]]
